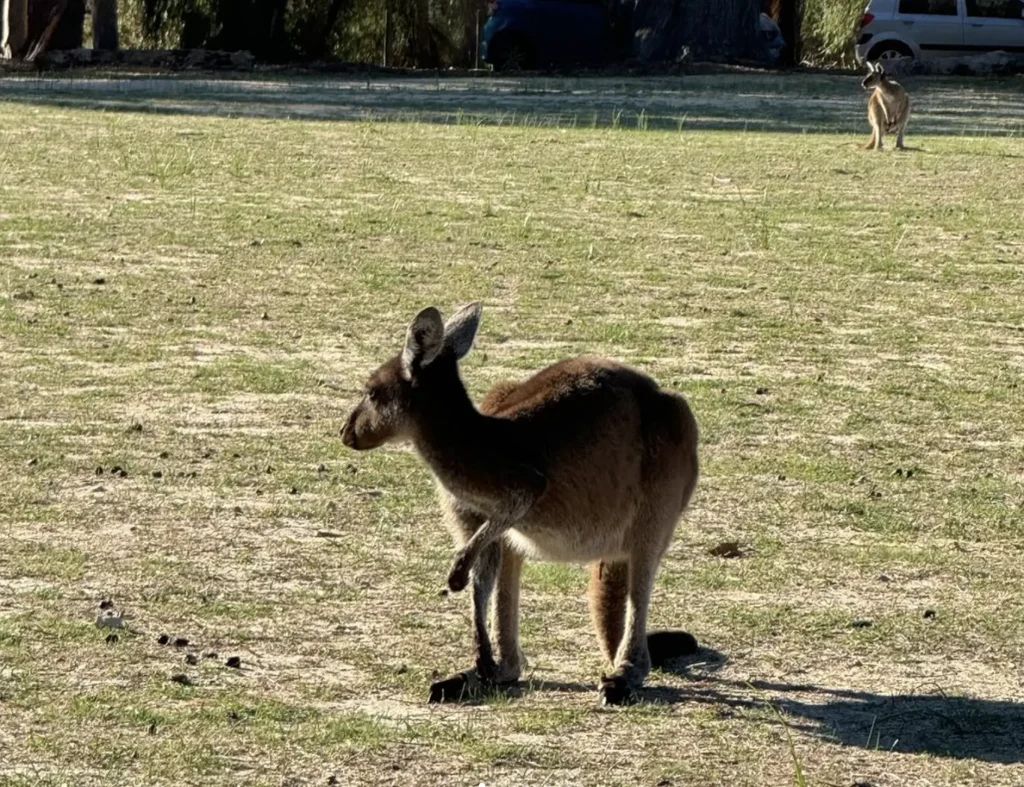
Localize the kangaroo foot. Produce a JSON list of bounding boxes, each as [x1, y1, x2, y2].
[[428, 670, 482, 703], [598, 673, 640, 707], [428, 666, 516, 704], [429, 651, 522, 704]]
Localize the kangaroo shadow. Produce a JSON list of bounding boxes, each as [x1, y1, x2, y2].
[[660, 673, 1024, 765], [516, 647, 1024, 764], [425, 641, 1024, 764]]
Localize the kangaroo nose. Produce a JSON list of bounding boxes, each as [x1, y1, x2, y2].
[[341, 411, 358, 448]]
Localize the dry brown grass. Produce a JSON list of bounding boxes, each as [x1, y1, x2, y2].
[[1, 72, 1023, 787]]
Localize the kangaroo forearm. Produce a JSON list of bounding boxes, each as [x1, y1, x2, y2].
[[447, 516, 517, 593], [466, 516, 513, 555]]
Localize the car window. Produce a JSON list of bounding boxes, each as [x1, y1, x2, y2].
[[965, 0, 1024, 18], [897, 0, 958, 14]]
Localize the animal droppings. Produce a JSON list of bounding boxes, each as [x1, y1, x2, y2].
[[708, 542, 743, 559]]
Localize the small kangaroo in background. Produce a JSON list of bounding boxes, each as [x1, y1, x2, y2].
[[341, 304, 700, 705], [863, 60, 910, 151]]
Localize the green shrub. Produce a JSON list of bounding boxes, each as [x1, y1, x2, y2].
[[116, 0, 478, 64], [802, 0, 865, 66]]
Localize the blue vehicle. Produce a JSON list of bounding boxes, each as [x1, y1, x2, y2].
[[481, 0, 610, 71], [481, 1, 787, 71]]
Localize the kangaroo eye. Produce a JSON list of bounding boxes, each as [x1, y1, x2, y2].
[[366, 388, 382, 404]]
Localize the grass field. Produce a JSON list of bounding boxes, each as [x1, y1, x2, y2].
[[1, 72, 1023, 787]]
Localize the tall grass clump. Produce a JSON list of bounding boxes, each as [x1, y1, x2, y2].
[[802, 0, 865, 66]]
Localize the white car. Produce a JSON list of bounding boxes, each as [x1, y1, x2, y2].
[[855, 0, 1024, 63]]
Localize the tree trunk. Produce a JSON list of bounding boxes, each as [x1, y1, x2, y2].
[[318, 0, 349, 59], [2, 0, 10, 57], [627, 0, 761, 63], [53, 0, 84, 48], [2, 0, 29, 57], [92, 0, 117, 50], [210, 0, 290, 59], [459, 0, 483, 68], [408, 0, 432, 66], [768, 0, 803, 65], [25, 0, 75, 60]]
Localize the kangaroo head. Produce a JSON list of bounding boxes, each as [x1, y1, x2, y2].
[[341, 303, 483, 451], [862, 60, 886, 90]]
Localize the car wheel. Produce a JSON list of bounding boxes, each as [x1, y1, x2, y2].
[[868, 41, 913, 62], [490, 35, 535, 72]]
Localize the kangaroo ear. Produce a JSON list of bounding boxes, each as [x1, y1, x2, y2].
[[875, 61, 886, 75], [443, 302, 483, 361], [402, 307, 445, 378]]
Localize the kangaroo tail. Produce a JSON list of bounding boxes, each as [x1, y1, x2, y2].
[[647, 629, 699, 668]]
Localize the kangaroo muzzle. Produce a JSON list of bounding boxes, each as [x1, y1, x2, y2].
[[340, 408, 361, 449]]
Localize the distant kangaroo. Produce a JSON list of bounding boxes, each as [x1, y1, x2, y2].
[[862, 60, 910, 151], [341, 304, 700, 705]]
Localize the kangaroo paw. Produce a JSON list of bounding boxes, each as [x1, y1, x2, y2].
[[447, 551, 472, 593]]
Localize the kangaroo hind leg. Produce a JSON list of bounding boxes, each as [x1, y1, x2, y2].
[[598, 547, 661, 706], [589, 559, 628, 665], [493, 546, 526, 684]]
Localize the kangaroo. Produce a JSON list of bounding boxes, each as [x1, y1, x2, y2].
[[862, 60, 910, 151], [341, 303, 700, 705]]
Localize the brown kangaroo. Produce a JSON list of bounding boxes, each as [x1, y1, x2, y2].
[[341, 304, 700, 705], [862, 60, 910, 151]]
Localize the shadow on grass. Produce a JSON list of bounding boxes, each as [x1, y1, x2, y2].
[[650, 647, 1024, 764], [1, 73, 1023, 136], [681, 675, 1024, 765], [495, 645, 1024, 764]]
